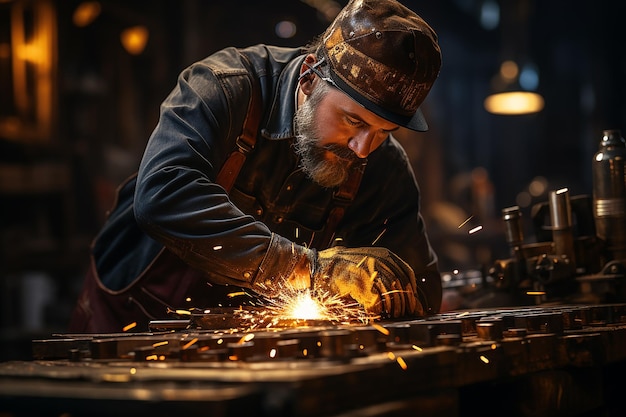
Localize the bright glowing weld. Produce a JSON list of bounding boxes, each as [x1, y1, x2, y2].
[[261, 284, 370, 326]]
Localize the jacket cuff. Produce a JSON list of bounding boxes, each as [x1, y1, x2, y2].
[[252, 233, 315, 297]]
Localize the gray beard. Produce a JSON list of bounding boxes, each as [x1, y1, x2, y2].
[[293, 86, 360, 188]]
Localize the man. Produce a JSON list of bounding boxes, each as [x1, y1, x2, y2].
[[69, 0, 443, 333]]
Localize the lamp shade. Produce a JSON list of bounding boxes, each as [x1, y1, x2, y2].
[[484, 60, 544, 115]]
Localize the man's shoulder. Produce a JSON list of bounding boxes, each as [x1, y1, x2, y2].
[[365, 135, 415, 180], [377, 135, 411, 163], [195, 44, 302, 74]]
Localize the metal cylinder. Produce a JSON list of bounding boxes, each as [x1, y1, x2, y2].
[[502, 206, 524, 260], [592, 129, 626, 261], [549, 188, 576, 265]]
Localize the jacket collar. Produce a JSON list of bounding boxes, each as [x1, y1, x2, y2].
[[261, 54, 306, 140]]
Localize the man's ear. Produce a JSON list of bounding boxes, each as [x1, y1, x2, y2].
[[298, 54, 318, 95]]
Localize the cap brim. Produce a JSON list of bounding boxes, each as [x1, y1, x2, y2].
[[330, 71, 429, 132]]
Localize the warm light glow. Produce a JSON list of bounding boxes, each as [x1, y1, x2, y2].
[[0, 43, 10, 59], [529, 176, 548, 197], [73, 2, 101, 27], [284, 290, 326, 320], [500, 60, 518, 80], [7, 0, 56, 142], [484, 91, 544, 115], [15, 42, 47, 64], [120, 25, 149, 55]]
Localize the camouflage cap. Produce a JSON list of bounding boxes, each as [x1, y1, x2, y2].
[[321, 0, 441, 131]]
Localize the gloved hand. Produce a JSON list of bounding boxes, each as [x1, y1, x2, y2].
[[311, 246, 423, 318], [252, 234, 423, 318]]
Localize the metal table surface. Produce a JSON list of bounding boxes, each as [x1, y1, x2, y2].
[[1, 303, 626, 417]]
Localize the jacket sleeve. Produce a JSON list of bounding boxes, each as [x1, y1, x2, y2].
[[133, 50, 305, 292]]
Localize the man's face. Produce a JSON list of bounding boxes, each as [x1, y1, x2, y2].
[[294, 79, 399, 188]]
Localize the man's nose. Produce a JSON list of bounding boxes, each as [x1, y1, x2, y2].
[[347, 132, 374, 158]]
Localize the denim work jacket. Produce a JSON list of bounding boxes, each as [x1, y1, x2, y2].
[[91, 44, 443, 315]]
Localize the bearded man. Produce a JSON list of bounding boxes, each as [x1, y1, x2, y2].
[[69, 0, 443, 333]]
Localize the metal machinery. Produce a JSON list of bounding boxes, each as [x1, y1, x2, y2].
[[482, 189, 626, 308], [1, 303, 626, 417], [482, 130, 626, 307]]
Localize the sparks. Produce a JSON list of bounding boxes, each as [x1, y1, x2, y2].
[[371, 228, 387, 245], [262, 285, 368, 326], [122, 322, 137, 332], [175, 309, 191, 316], [372, 323, 390, 335], [458, 215, 474, 228], [181, 337, 198, 350], [468, 225, 483, 234], [238, 333, 255, 344], [227, 291, 247, 298]]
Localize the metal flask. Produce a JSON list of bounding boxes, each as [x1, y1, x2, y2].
[[592, 129, 626, 262]]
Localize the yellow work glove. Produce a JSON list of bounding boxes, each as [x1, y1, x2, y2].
[[311, 246, 423, 318]]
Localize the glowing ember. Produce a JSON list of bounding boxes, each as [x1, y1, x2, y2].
[[182, 338, 198, 350], [371, 228, 386, 245], [458, 215, 474, 229], [228, 291, 247, 298], [371, 323, 390, 335], [122, 322, 137, 332], [468, 225, 483, 234]]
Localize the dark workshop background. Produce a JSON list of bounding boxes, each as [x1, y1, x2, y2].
[[1, 0, 624, 360]]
